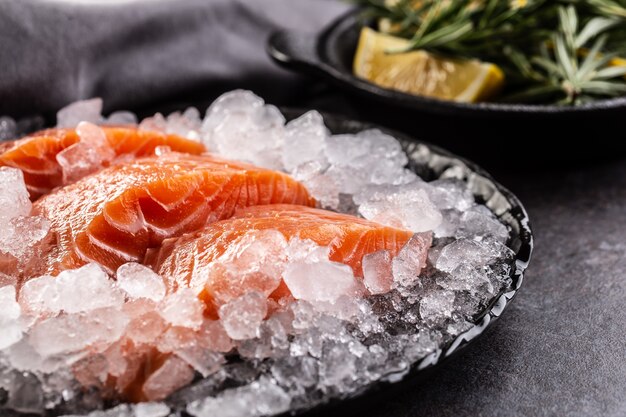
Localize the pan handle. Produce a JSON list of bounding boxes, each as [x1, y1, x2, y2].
[[267, 30, 332, 77]]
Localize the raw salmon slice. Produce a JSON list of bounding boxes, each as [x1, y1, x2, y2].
[[149, 204, 419, 314], [0, 126, 205, 198], [32, 155, 315, 276]]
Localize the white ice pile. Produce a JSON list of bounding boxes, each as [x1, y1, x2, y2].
[[0, 167, 52, 282], [0, 91, 516, 417]]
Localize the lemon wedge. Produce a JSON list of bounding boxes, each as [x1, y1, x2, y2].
[[353, 27, 504, 103]]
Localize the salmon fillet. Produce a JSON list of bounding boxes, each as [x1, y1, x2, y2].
[[0, 127, 206, 199], [32, 155, 315, 276], [149, 204, 417, 313]]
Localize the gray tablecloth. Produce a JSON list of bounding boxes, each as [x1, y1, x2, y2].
[[1, 1, 624, 416]]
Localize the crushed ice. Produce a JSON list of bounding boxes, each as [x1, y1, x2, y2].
[[0, 91, 515, 416]]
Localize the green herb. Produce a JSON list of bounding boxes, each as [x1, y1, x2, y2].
[[351, 0, 626, 104]]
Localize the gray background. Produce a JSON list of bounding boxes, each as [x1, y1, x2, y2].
[[1, 1, 625, 416]]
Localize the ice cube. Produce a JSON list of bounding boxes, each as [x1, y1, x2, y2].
[[177, 346, 224, 377], [116, 263, 166, 302], [0, 115, 17, 140], [0, 167, 32, 225], [282, 111, 328, 171], [362, 250, 393, 295], [201, 91, 285, 170], [56, 122, 115, 183], [436, 263, 494, 296], [419, 290, 455, 326], [426, 179, 474, 211], [192, 230, 286, 306], [271, 355, 318, 389], [142, 355, 195, 401], [196, 319, 233, 353], [291, 161, 340, 209], [283, 259, 360, 303], [19, 263, 123, 315], [56, 98, 103, 128], [204, 90, 264, 123], [0, 285, 23, 349], [391, 233, 433, 289], [125, 310, 167, 344], [103, 110, 138, 125], [29, 307, 129, 357], [159, 288, 204, 329], [187, 376, 290, 417], [433, 209, 462, 238], [323, 129, 409, 193], [319, 342, 357, 390], [134, 402, 171, 417], [0, 215, 51, 279], [56, 141, 105, 183], [139, 112, 167, 132], [435, 237, 509, 273], [165, 107, 202, 139], [219, 291, 268, 340], [357, 185, 442, 233], [456, 205, 509, 243]]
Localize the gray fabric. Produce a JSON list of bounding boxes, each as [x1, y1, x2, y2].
[[0, 0, 349, 117], [0, 2, 624, 416]]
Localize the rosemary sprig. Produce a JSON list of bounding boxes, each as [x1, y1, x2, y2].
[[505, 6, 626, 103], [351, 0, 626, 104]]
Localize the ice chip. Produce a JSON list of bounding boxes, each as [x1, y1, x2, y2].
[[323, 129, 409, 193], [0, 167, 32, 225], [103, 110, 138, 125], [0, 115, 17, 140], [139, 112, 167, 132], [362, 250, 393, 295], [419, 290, 455, 326], [56, 141, 106, 183], [116, 263, 166, 302], [165, 107, 202, 139], [142, 355, 195, 401], [198, 319, 233, 353], [134, 402, 171, 417], [357, 185, 442, 233], [434, 209, 462, 238], [193, 230, 287, 306], [187, 376, 290, 417], [0, 285, 23, 349], [20, 263, 122, 315], [282, 111, 328, 171], [292, 161, 340, 209], [0, 215, 51, 279], [56, 122, 114, 183], [284, 259, 360, 303], [435, 237, 507, 273], [177, 346, 224, 377], [391, 233, 432, 289], [271, 355, 318, 389], [204, 90, 265, 121], [426, 178, 475, 211], [436, 263, 493, 296], [56, 98, 103, 128], [456, 205, 509, 243], [201, 91, 285, 169], [319, 342, 357, 389], [219, 291, 268, 340], [29, 307, 129, 357], [160, 288, 204, 329]]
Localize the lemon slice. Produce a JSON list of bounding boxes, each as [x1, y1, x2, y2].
[[353, 27, 504, 103]]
